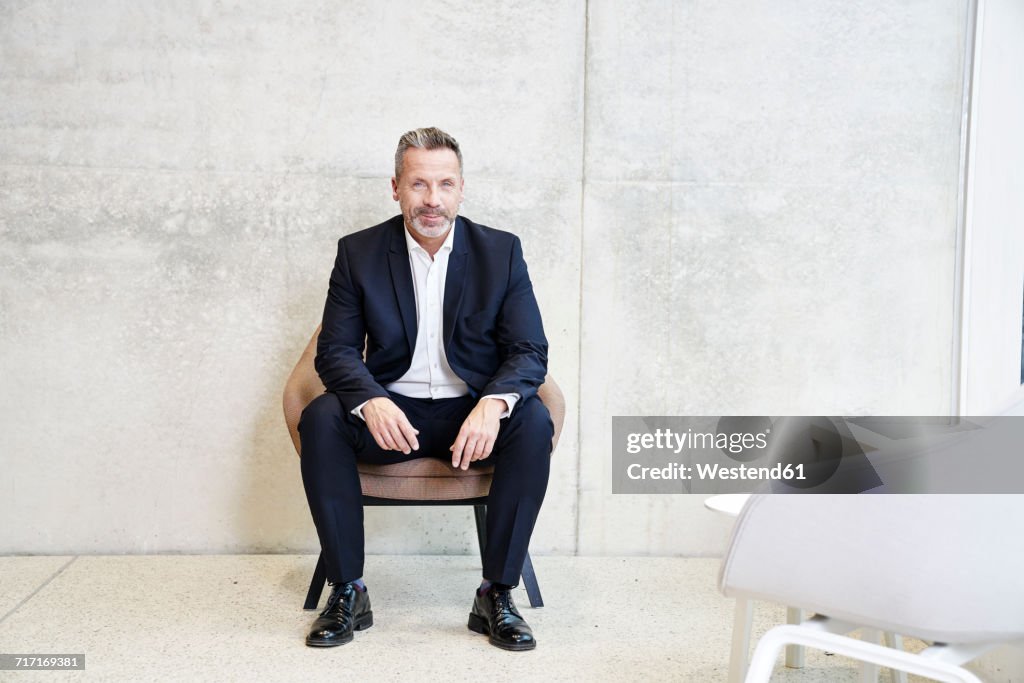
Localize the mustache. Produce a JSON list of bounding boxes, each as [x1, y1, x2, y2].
[[414, 208, 451, 218]]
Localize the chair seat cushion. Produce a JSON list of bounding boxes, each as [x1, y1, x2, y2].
[[357, 458, 494, 501]]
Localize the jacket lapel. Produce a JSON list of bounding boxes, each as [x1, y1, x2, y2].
[[388, 221, 418, 355], [443, 218, 468, 352]]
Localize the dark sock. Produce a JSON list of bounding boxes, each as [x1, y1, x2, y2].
[[478, 580, 516, 595]]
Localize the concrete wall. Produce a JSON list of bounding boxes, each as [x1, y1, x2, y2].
[[1, 1, 970, 556], [580, 0, 969, 555]]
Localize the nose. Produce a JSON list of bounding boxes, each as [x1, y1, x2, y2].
[[425, 184, 441, 207]]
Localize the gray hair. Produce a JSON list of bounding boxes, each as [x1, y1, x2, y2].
[[394, 127, 463, 179]]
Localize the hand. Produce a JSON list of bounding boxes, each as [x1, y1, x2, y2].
[[363, 397, 419, 454], [450, 398, 506, 470]]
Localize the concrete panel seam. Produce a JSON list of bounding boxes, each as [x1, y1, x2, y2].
[[0, 556, 78, 626], [574, 0, 590, 558]]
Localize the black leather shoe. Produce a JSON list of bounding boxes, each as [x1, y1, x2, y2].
[[306, 581, 373, 647], [468, 584, 536, 651]]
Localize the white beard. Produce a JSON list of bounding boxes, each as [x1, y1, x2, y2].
[[410, 213, 455, 238]]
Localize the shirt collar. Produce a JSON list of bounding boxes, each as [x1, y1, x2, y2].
[[404, 216, 457, 256]]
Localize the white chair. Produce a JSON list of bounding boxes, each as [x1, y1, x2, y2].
[[719, 494, 1024, 683], [705, 494, 808, 682]]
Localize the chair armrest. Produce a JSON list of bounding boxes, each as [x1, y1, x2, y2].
[[537, 375, 566, 452], [283, 325, 569, 456], [283, 325, 326, 456]]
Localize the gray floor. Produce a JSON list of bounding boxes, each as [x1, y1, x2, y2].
[[0, 555, 937, 682]]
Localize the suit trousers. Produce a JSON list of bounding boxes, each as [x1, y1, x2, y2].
[[298, 390, 553, 586]]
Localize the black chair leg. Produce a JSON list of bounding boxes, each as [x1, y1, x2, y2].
[[304, 552, 327, 610], [473, 504, 488, 565], [521, 551, 544, 608]]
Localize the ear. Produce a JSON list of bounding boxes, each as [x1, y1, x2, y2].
[[391, 177, 399, 201]]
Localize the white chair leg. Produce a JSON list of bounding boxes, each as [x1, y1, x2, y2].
[[860, 628, 881, 683], [884, 632, 908, 683], [784, 607, 805, 668], [729, 598, 754, 683], [744, 624, 985, 683]]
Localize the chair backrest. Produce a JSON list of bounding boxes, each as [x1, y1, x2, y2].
[[282, 325, 567, 456], [719, 494, 1024, 644]]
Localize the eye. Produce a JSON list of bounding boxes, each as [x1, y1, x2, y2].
[[412, 181, 425, 189]]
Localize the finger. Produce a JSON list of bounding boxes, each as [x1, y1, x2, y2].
[[379, 427, 400, 451], [370, 427, 391, 451], [451, 431, 468, 468], [387, 424, 412, 454], [478, 434, 496, 460], [461, 436, 480, 469], [398, 417, 420, 451], [468, 438, 483, 464]]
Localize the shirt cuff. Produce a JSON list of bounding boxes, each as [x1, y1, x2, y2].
[[481, 393, 519, 419], [352, 400, 369, 421]]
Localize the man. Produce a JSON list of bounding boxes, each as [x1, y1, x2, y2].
[[299, 127, 553, 651]]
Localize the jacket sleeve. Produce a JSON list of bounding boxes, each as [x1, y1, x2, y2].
[[314, 237, 390, 413], [480, 236, 548, 402]]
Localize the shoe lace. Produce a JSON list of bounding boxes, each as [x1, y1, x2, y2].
[[493, 588, 515, 614], [324, 582, 353, 614]]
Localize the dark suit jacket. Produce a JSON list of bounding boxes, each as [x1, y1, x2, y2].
[[315, 215, 548, 414]]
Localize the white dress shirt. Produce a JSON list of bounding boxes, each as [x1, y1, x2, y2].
[[353, 221, 518, 419]]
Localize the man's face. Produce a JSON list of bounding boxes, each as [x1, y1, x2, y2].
[[391, 147, 464, 239]]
